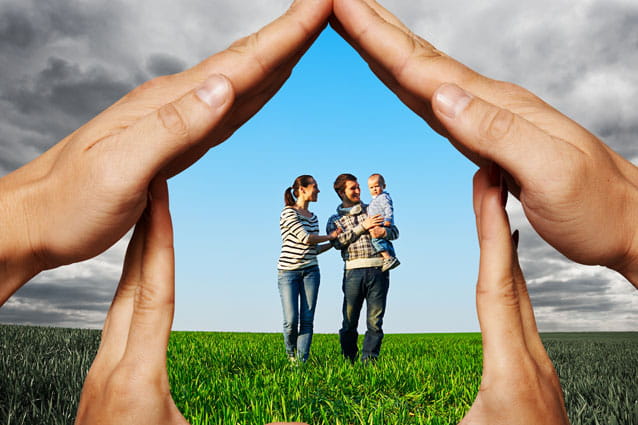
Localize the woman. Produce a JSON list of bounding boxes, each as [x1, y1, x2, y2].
[[277, 175, 340, 362]]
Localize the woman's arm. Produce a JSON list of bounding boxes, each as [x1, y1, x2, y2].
[[282, 208, 341, 246], [316, 242, 333, 254], [307, 229, 341, 245]]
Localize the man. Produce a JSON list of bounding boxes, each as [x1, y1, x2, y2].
[[326, 173, 399, 363]]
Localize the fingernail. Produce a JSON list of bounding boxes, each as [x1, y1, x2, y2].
[[196, 74, 230, 108], [512, 229, 519, 249], [434, 84, 473, 119]]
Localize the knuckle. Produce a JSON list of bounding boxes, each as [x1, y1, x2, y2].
[[479, 107, 516, 143], [283, 5, 313, 37], [477, 276, 519, 306], [133, 283, 159, 313], [133, 280, 174, 313], [228, 32, 269, 76], [157, 102, 189, 139], [227, 33, 252, 55], [392, 36, 444, 82], [126, 76, 168, 99]]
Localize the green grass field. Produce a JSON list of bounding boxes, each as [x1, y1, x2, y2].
[[0, 325, 636, 425]]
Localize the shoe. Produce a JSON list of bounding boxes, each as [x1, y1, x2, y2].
[[362, 356, 378, 365], [381, 257, 400, 272]]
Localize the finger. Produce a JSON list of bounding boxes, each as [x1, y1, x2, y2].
[[475, 176, 527, 367], [159, 61, 304, 177], [124, 178, 175, 367], [472, 164, 501, 241], [511, 243, 553, 367], [92, 209, 149, 372], [356, 0, 412, 33], [472, 168, 488, 241], [190, 0, 331, 94], [93, 74, 234, 186], [433, 84, 584, 191]]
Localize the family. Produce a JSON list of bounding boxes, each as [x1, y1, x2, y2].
[[277, 173, 399, 363], [0, 0, 636, 424]]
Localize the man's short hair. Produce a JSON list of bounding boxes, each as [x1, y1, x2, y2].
[[333, 173, 357, 197]]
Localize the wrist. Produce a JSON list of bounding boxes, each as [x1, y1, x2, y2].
[[354, 223, 367, 235], [611, 236, 638, 290], [608, 182, 638, 289], [0, 177, 47, 304]]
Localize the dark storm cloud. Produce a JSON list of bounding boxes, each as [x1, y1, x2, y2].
[[0, 8, 36, 50], [6, 57, 132, 120], [0, 263, 120, 328], [0, 306, 75, 327], [147, 53, 187, 77], [6, 277, 115, 307]]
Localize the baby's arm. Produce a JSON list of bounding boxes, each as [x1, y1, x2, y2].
[[380, 193, 394, 226]]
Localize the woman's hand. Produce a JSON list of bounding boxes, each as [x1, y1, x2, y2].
[[75, 179, 187, 425], [328, 227, 343, 240], [461, 166, 570, 425], [331, 0, 638, 287], [0, 0, 333, 304]]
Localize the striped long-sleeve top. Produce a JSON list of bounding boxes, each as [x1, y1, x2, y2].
[[277, 206, 320, 270]]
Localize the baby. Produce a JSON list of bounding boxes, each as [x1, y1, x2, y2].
[[367, 173, 400, 272]]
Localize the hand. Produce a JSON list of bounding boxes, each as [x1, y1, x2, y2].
[[328, 227, 343, 240], [332, 0, 638, 287], [362, 214, 384, 230], [369, 226, 386, 239], [75, 179, 187, 425], [461, 166, 570, 425], [0, 0, 333, 303]]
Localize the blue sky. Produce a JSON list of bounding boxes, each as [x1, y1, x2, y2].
[[169, 27, 479, 333]]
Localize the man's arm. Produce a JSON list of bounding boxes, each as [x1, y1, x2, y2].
[[328, 213, 385, 250], [370, 224, 399, 241]]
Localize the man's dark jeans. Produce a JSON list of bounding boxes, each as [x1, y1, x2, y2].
[[339, 267, 389, 362]]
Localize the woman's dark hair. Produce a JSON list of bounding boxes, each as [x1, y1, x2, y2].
[[284, 175, 315, 206]]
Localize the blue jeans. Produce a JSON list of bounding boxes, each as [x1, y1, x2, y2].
[[371, 237, 395, 257], [277, 265, 320, 361], [339, 267, 389, 362]]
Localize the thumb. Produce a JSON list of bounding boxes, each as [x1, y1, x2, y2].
[[102, 74, 234, 183], [432, 83, 573, 187]]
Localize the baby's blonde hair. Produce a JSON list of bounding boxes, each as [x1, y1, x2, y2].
[[369, 173, 386, 187]]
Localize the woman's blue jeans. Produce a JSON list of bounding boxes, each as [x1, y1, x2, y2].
[[277, 265, 320, 361]]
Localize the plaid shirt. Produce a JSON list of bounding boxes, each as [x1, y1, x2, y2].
[[326, 202, 399, 269]]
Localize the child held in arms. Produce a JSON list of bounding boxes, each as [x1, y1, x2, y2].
[[367, 173, 400, 272]]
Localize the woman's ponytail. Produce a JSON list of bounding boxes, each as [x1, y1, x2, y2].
[[284, 186, 296, 206]]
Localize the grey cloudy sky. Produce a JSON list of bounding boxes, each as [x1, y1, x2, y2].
[[0, 0, 636, 331]]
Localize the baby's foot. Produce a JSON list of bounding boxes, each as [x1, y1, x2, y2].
[[381, 256, 400, 272]]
